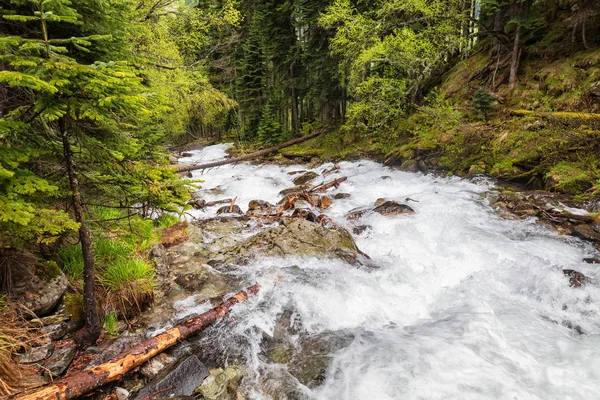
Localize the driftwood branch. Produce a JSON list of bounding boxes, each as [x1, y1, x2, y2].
[[176, 130, 326, 173], [309, 177, 348, 193], [14, 285, 260, 400]]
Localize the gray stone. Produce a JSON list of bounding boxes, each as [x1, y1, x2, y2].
[[373, 200, 415, 216], [116, 387, 130, 400], [293, 171, 319, 186], [583, 257, 600, 264], [279, 184, 311, 196], [43, 322, 69, 340], [216, 205, 243, 215], [193, 365, 243, 400], [222, 218, 362, 264], [19, 269, 68, 317], [140, 353, 174, 379], [44, 346, 77, 378], [333, 193, 351, 200], [17, 344, 54, 364], [135, 356, 209, 400]]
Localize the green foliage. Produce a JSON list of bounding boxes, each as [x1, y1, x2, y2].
[[103, 312, 119, 336], [100, 258, 154, 293], [257, 104, 283, 144], [472, 88, 497, 120], [154, 214, 181, 228], [58, 245, 84, 280]]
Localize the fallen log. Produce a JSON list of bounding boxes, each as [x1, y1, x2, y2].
[[510, 109, 600, 122], [14, 284, 260, 400], [309, 176, 348, 193], [176, 130, 326, 172]]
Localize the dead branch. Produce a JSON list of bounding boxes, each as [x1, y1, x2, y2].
[[13, 285, 260, 400]]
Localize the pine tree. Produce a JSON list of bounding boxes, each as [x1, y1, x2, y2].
[[0, 0, 179, 345]]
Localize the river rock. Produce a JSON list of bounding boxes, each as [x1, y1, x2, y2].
[[583, 257, 600, 264], [563, 269, 586, 288], [279, 184, 311, 196], [8, 262, 68, 318], [115, 387, 130, 400], [571, 224, 600, 242], [193, 365, 244, 400], [140, 353, 175, 379], [222, 218, 362, 264], [18, 343, 54, 364], [334, 193, 351, 200], [248, 199, 273, 211], [345, 206, 371, 221], [353, 225, 371, 235], [216, 205, 243, 215], [43, 321, 69, 340], [293, 171, 319, 186], [135, 356, 209, 400], [373, 200, 415, 216], [43, 346, 77, 378], [162, 222, 189, 248]]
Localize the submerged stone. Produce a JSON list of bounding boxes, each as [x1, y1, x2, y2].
[[293, 171, 319, 186], [193, 364, 244, 400]]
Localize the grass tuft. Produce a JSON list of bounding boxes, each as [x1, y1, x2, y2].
[[57, 245, 84, 280]]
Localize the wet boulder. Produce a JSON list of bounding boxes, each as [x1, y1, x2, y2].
[[373, 200, 415, 216], [293, 171, 319, 186], [135, 356, 209, 400], [563, 269, 586, 288], [18, 344, 54, 364], [334, 193, 351, 200], [5, 253, 69, 317], [279, 184, 311, 196], [248, 199, 273, 211], [193, 364, 244, 400], [216, 205, 243, 215], [222, 218, 363, 264], [43, 346, 77, 378], [345, 206, 371, 221]]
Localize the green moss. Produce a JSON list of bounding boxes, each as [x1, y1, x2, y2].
[[545, 162, 592, 194], [64, 292, 84, 323]]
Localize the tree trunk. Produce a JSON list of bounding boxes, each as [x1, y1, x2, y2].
[[291, 87, 300, 137], [14, 285, 260, 400], [60, 118, 101, 347], [508, 22, 521, 87]]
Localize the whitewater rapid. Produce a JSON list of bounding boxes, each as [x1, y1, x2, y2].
[[178, 144, 600, 400]]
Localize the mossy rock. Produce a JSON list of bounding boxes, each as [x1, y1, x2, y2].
[[545, 162, 593, 194], [221, 219, 362, 265]]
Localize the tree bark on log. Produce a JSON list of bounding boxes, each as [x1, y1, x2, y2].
[[14, 285, 260, 400], [176, 129, 325, 172], [309, 177, 348, 193]]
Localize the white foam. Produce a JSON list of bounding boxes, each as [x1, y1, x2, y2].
[[178, 145, 600, 399]]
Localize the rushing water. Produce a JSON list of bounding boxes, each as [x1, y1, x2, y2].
[[177, 144, 600, 400]]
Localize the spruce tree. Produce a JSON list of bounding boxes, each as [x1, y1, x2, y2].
[[0, 0, 171, 345]]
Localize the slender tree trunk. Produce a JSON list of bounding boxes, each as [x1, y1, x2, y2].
[[581, 17, 588, 49], [60, 118, 101, 347], [508, 22, 521, 87], [291, 87, 300, 137]]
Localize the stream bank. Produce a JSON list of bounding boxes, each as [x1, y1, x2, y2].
[[11, 143, 600, 399]]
